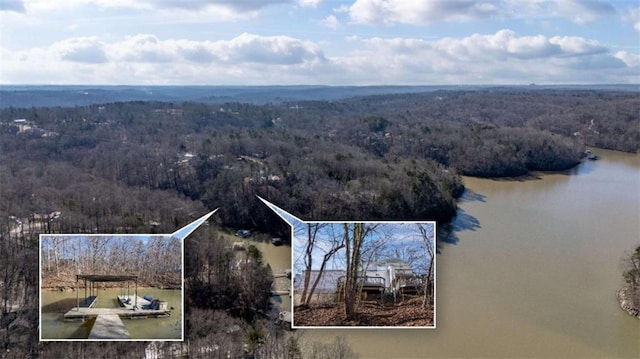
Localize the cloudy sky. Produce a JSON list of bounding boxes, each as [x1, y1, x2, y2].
[[1, 0, 638, 85]]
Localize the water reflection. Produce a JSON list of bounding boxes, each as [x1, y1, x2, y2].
[[489, 173, 544, 182], [306, 148, 640, 358], [437, 189, 483, 252], [459, 189, 487, 203], [41, 288, 182, 340], [437, 209, 481, 251], [41, 297, 77, 313]]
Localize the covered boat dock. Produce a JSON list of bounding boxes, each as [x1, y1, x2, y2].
[[73, 274, 139, 312], [64, 274, 170, 323]]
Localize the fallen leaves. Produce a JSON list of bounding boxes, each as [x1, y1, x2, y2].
[[294, 296, 434, 327]]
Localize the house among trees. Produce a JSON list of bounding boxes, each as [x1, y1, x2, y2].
[[361, 259, 423, 296], [297, 259, 423, 303]]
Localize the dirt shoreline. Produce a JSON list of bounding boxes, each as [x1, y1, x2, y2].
[[41, 285, 181, 292], [294, 297, 434, 327]]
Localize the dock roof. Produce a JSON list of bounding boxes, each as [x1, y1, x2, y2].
[[76, 274, 138, 282]]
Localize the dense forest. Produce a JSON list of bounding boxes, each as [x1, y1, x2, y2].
[[0, 88, 638, 357], [40, 235, 182, 290]]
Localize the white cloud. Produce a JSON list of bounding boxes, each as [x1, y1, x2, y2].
[[349, 0, 500, 25], [101, 33, 327, 65], [426, 30, 607, 62], [319, 14, 340, 29], [329, 29, 633, 84], [548, 36, 607, 56], [217, 32, 327, 64], [25, 0, 144, 11], [553, 0, 615, 24], [51, 37, 108, 63], [437, 30, 555, 60], [298, 0, 322, 8], [348, 0, 388, 24], [1, 44, 104, 84], [623, 7, 640, 31], [615, 51, 640, 67], [348, 0, 616, 25], [0, 30, 636, 85], [24, 0, 290, 12], [109, 34, 176, 63], [333, 4, 349, 13], [168, 0, 290, 12]]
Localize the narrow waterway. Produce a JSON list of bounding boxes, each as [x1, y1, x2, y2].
[[304, 149, 640, 358], [223, 234, 292, 315]]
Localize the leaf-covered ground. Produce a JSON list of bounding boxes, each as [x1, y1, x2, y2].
[[294, 296, 434, 327]]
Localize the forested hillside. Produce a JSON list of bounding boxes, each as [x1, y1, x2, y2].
[[2, 89, 637, 237], [333, 90, 639, 154], [0, 88, 637, 356]]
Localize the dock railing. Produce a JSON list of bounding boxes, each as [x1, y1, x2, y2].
[[337, 275, 385, 289]]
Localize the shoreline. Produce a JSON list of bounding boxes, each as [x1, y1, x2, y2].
[[617, 287, 640, 319], [41, 285, 181, 292]]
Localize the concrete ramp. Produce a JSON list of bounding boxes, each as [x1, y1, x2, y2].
[[89, 314, 131, 339]]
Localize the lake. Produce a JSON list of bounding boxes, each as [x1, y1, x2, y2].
[[40, 288, 182, 340], [303, 148, 640, 358], [224, 235, 292, 316]]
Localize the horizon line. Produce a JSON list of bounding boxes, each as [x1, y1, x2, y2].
[[1, 83, 638, 88]]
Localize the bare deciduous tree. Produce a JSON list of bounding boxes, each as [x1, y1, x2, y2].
[[299, 223, 345, 307], [417, 224, 435, 309], [343, 223, 377, 320]]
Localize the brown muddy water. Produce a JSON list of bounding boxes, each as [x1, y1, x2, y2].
[[302, 149, 640, 358], [40, 288, 182, 340]]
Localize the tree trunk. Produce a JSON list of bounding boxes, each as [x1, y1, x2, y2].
[[418, 224, 435, 310], [299, 224, 314, 305], [344, 223, 365, 320]]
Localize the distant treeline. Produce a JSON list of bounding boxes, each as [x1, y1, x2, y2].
[[1, 89, 637, 234], [1, 88, 638, 357], [40, 235, 182, 289], [331, 90, 638, 154]]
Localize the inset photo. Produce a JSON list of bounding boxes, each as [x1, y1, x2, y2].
[[292, 222, 436, 328], [40, 234, 183, 340]]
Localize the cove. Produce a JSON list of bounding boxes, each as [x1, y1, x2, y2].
[[303, 148, 640, 358]]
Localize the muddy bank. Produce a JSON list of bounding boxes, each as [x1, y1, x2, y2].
[[40, 271, 181, 292]]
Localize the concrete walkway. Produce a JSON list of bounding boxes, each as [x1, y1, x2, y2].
[[88, 314, 131, 339]]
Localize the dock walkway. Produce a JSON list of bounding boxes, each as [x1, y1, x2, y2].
[[88, 314, 131, 339]]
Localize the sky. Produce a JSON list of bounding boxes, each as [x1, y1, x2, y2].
[[0, 0, 638, 85], [289, 221, 435, 273], [259, 197, 434, 273]]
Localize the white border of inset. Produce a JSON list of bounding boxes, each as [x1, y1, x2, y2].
[[258, 196, 437, 330], [38, 233, 185, 342], [38, 210, 215, 341]]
